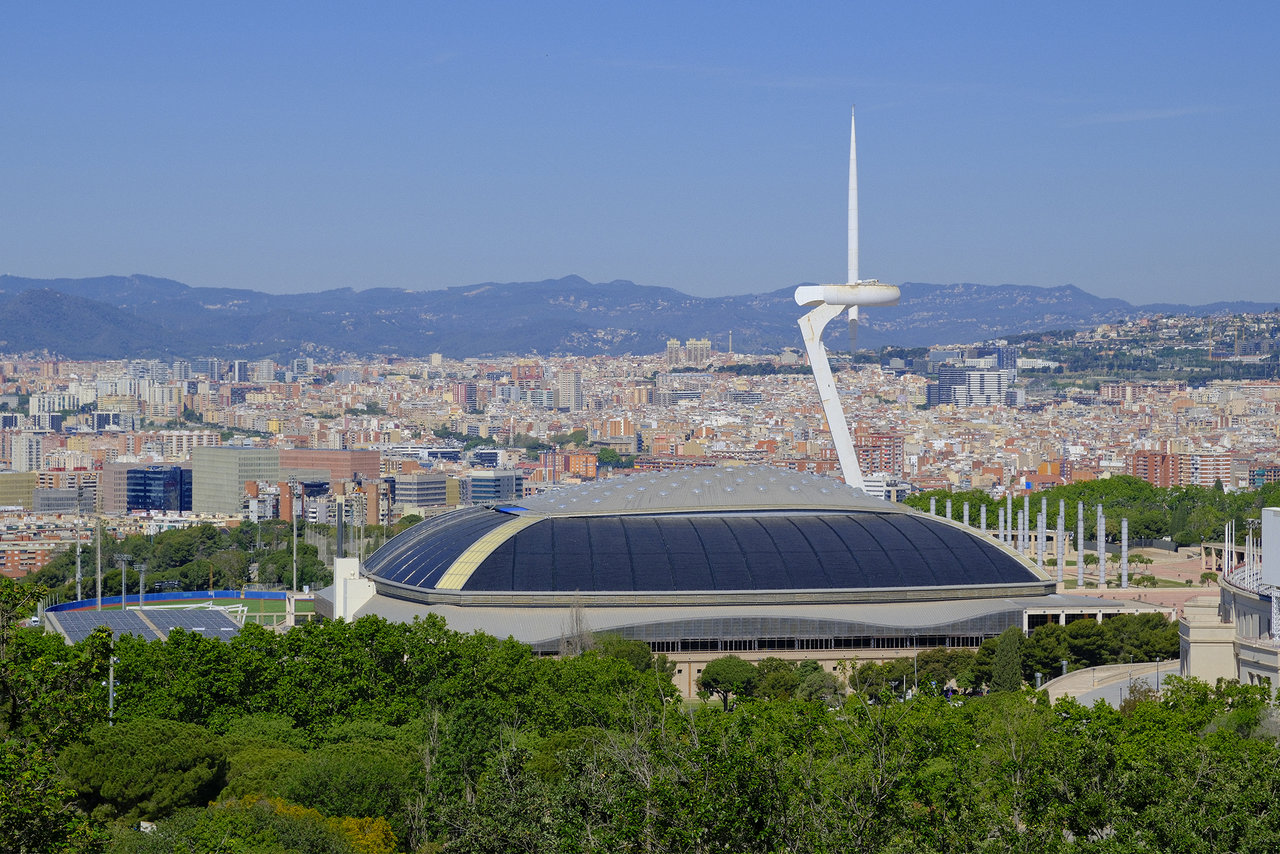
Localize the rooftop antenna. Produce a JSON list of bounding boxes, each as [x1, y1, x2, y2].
[[794, 107, 899, 490]]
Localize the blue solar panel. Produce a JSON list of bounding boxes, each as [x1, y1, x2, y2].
[[49, 610, 160, 643], [453, 511, 1037, 593], [48, 608, 243, 644], [149, 610, 242, 640], [367, 501, 1042, 596], [364, 506, 514, 587]]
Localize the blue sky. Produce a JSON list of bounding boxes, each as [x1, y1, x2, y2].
[[2, 3, 1276, 304]]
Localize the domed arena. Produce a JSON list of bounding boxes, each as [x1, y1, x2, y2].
[[315, 465, 1158, 695], [363, 467, 1043, 600]]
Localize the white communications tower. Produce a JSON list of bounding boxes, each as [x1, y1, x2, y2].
[[793, 107, 900, 491]]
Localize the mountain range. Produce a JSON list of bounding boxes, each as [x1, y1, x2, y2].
[[0, 274, 1274, 361]]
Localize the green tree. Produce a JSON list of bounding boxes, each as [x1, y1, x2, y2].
[[754, 658, 801, 699], [111, 797, 395, 854], [990, 626, 1024, 692], [280, 743, 417, 843], [61, 718, 229, 822], [697, 656, 758, 711], [0, 741, 106, 854], [591, 634, 675, 685], [0, 578, 45, 730], [593, 633, 653, 673], [391, 514, 423, 535], [795, 669, 843, 705], [1065, 617, 1112, 667], [1022, 623, 1071, 685]]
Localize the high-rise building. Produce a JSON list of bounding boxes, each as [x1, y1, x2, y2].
[[11, 433, 44, 472], [32, 487, 95, 514], [685, 338, 711, 365], [191, 447, 280, 515], [462, 470, 523, 503], [666, 339, 682, 366], [853, 427, 905, 475], [452, 382, 478, 411], [125, 465, 193, 512], [250, 359, 276, 383], [929, 367, 1009, 408], [393, 473, 460, 509], [512, 361, 544, 386], [279, 449, 381, 484], [192, 357, 222, 380], [1188, 451, 1233, 489], [1127, 451, 1181, 488], [0, 472, 37, 509], [556, 370, 583, 411], [526, 388, 556, 408]]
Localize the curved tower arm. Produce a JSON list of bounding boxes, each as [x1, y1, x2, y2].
[[799, 302, 863, 490]]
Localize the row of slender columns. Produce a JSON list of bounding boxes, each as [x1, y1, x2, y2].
[[927, 496, 1133, 588]]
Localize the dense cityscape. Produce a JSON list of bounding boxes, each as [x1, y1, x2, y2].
[[2, 309, 1278, 584]]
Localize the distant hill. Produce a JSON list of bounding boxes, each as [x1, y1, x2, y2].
[[0, 273, 1273, 360]]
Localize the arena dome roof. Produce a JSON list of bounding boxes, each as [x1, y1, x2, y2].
[[364, 467, 1045, 605]]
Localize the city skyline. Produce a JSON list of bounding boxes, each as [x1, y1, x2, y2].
[[2, 4, 1277, 306]]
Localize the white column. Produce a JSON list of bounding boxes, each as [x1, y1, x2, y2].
[[1097, 505, 1107, 586], [1056, 502, 1066, 584], [1037, 511, 1046, 570], [1121, 518, 1129, 588]]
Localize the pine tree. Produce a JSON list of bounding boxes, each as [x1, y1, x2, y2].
[[991, 626, 1024, 692]]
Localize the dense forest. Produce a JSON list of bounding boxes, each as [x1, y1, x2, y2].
[[1, 571, 1261, 854]]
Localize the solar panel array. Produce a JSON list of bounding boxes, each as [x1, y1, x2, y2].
[[51, 610, 159, 643], [148, 610, 241, 640], [49, 609, 243, 643], [463, 512, 1037, 593], [366, 506, 513, 588]]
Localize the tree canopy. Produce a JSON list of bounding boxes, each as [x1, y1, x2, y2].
[[0, 575, 1264, 853], [697, 655, 758, 711]]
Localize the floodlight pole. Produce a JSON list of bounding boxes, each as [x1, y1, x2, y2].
[[108, 656, 118, 726], [96, 520, 103, 611], [115, 555, 132, 611], [75, 527, 82, 601]]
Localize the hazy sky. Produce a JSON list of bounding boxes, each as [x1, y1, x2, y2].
[[3, 3, 1276, 304]]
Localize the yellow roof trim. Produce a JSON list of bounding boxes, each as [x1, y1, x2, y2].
[[435, 515, 541, 590]]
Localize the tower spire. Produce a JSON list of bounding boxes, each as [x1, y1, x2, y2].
[[794, 107, 900, 491], [848, 106, 858, 286]]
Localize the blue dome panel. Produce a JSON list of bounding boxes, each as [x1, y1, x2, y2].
[[445, 511, 1035, 593]]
